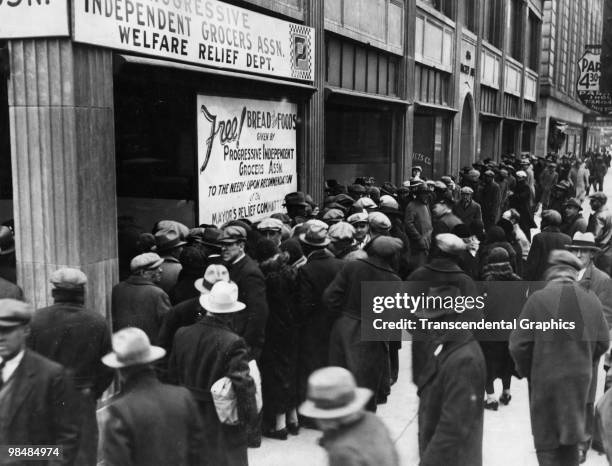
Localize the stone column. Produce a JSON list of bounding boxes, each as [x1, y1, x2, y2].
[[7, 39, 118, 317]]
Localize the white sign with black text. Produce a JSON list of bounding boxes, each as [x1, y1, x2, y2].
[[73, 0, 314, 81], [0, 0, 69, 39], [197, 95, 298, 225]]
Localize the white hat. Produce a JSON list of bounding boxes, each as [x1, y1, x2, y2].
[[516, 170, 527, 179], [436, 233, 466, 255], [257, 218, 284, 232], [102, 327, 166, 369], [130, 253, 163, 272], [199, 281, 246, 314], [194, 263, 230, 294], [347, 212, 369, 225], [354, 197, 377, 210]]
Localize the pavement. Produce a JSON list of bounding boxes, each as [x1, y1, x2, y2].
[[251, 168, 612, 466]]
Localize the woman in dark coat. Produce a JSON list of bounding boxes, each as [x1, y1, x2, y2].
[[254, 239, 300, 439], [497, 218, 524, 278], [478, 247, 523, 411], [476, 226, 518, 278]]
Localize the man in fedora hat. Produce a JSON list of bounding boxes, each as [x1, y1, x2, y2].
[[561, 198, 588, 238], [296, 221, 343, 408], [0, 299, 80, 464], [284, 192, 310, 225], [169, 281, 257, 466], [510, 250, 610, 466], [28, 268, 113, 465], [103, 327, 204, 466], [155, 225, 188, 293], [300, 366, 399, 466], [112, 253, 171, 345]]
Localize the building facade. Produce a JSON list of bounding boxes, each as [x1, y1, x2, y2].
[[536, 0, 604, 156], [0, 0, 542, 313]]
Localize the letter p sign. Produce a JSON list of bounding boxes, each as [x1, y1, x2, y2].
[[293, 35, 308, 71]]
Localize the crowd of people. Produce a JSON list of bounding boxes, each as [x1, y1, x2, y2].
[[1, 149, 612, 466]]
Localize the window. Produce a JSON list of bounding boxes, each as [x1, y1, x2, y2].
[[506, 0, 523, 61], [524, 12, 540, 71], [462, 0, 476, 32], [483, 0, 503, 49], [414, 64, 450, 106], [423, 0, 455, 20]]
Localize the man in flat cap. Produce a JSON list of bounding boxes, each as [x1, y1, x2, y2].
[[525, 210, 571, 281], [453, 186, 484, 235], [561, 198, 588, 239], [0, 299, 80, 464], [348, 212, 370, 249], [112, 253, 171, 345], [29, 268, 112, 465], [510, 250, 610, 466], [480, 169, 502, 230], [257, 217, 284, 247]]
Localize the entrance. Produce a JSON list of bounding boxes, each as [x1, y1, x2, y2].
[[460, 95, 474, 168]]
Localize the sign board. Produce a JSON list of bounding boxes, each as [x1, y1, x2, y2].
[[0, 0, 69, 39], [577, 48, 612, 114], [197, 95, 298, 225], [73, 0, 314, 81]]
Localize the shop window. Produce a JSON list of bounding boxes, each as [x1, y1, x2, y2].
[[413, 114, 450, 179], [414, 64, 450, 106], [462, 0, 476, 33], [480, 86, 498, 114], [482, 0, 503, 49]]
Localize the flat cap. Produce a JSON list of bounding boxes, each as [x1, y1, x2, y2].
[[460, 186, 474, 194], [515, 170, 527, 179], [368, 212, 391, 230], [548, 249, 582, 271], [219, 225, 247, 243], [50, 268, 88, 289], [541, 209, 562, 227], [130, 253, 164, 272], [412, 165, 423, 172], [484, 170, 495, 177], [590, 192, 608, 203], [563, 198, 582, 210], [328, 222, 355, 241], [322, 208, 345, 222], [379, 195, 399, 211], [348, 184, 367, 194], [368, 236, 403, 258], [284, 191, 309, 206], [440, 176, 453, 185], [354, 197, 377, 210], [433, 181, 448, 190], [257, 218, 284, 232], [0, 299, 33, 327], [347, 212, 369, 225], [436, 233, 466, 255]]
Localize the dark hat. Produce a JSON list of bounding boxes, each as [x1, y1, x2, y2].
[[0, 299, 33, 327], [547, 249, 582, 271], [179, 245, 208, 273], [440, 176, 453, 185], [563, 198, 582, 210], [590, 192, 608, 203], [49, 268, 87, 289], [333, 194, 355, 209], [348, 184, 367, 195], [367, 236, 403, 259], [188, 227, 222, 248], [0, 226, 14, 255], [452, 223, 471, 239], [219, 226, 247, 244], [487, 247, 509, 265], [254, 238, 280, 263], [284, 191, 309, 207], [380, 182, 398, 196], [155, 228, 187, 253], [541, 209, 562, 227]]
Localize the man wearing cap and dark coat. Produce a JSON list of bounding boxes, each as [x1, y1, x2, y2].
[[510, 250, 610, 466], [324, 236, 403, 412], [0, 299, 80, 465], [28, 268, 112, 466], [155, 225, 188, 293], [219, 225, 269, 362], [296, 221, 344, 404], [112, 253, 171, 345], [509, 171, 536, 240], [561, 198, 588, 239], [479, 170, 502, 230], [300, 367, 399, 466], [525, 210, 571, 281], [169, 245, 209, 306], [453, 187, 484, 234], [103, 327, 205, 466], [168, 282, 258, 466], [284, 192, 310, 226], [404, 185, 433, 269]]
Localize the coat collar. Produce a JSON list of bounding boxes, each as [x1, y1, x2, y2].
[[424, 258, 464, 273], [306, 248, 334, 262], [358, 256, 397, 275], [126, 275, 156, 286]]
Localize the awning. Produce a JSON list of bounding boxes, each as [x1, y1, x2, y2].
[[114, 54, 317, 91], [325, 86, 411, 106]]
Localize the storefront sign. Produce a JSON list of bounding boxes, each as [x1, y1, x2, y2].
[[577, 48, 612, 114], [0, 0, 69, 39], [197, 95, 298, 225], [73, 0, 314, 81]]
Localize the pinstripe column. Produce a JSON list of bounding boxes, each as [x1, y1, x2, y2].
[[7, 39, 118, 318]]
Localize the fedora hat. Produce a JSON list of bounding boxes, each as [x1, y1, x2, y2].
[[299, 366, 372, 419], [566, 232, 600, 251], [155, 228, 187, 253], [199, 281, 246, 314], [102, 327, 166, 369], [194, 262, 230, 294], [563, 198, 582, 210]]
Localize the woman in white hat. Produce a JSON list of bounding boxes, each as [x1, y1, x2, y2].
[[168, 281, 257, 466]]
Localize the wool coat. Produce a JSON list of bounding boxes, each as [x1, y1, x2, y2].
[[480, 180, 502, 228], [168, 316, 257, 466], [103, 370, 205, 466], [524, 228, 572, 281], [111, 275, 171, 345], [1, 350, 80, 466], [324, 256, 401, 411], [296, 249, 344, 402], [158, 297, 202, 352], [453, 200, 484, 232], [227, 254, 269, 361], [404, 200, 433, 251], [417, 332, 486, 466], [560, 213, 588, 238], [509, 281, 610, 449]]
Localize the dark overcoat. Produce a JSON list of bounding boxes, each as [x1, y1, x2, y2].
[[1, 350, 80, 466], [0, 275, 22, 299], [453, 200, 484, 232], [524, 228, 572, 280], [324, 256, 401, 411], [158, 297, 202, 352], [296, 249, 344, 402], [417, 333, 485, 466], [103, 370, 204, 466], [509, 282, 610, 449], [228, 254, 269, 361], [479, 181, 502, 228], [560, 214, 588, 238], [168, 271, 200, 306], [168, 316, 257, 466], [111, 275, 171, 345]]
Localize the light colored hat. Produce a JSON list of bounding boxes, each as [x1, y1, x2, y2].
[[0, 299, 33, 328], [328, 222, 355, 241], [102, 327, 166, 368], [299, 222, 331, 247], [194, 263, 230, 294], [199, 281, 246, 314], [219, 226, 247, 244], [436, 233, 466, 255], [50, 268, 87, 289], [515, 170, 527, 179], [566, 232, 600, 251], [322, 208, 345, 223], [257, 218, 283, 232], [460, 186, 474, 195], [368, 212, 391, 231], [347, 212, 369, 225], [354, 197, 377, 210], [299, 366, 372, 419], [548, 249, 583, 270], [379, 195, 399, 211], [130, 253, 163, 272]]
